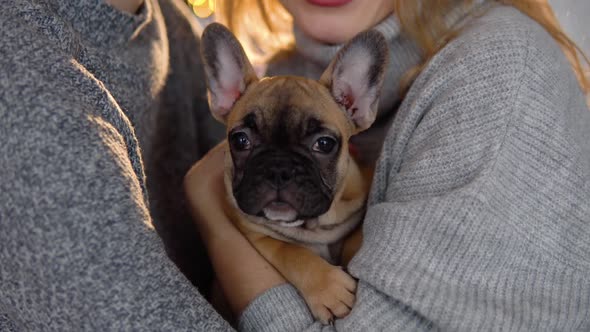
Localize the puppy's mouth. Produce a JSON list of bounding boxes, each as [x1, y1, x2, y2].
[[261, 201, 304, 228]]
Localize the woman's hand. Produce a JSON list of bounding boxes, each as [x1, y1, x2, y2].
[[184, 143, 286, 316]]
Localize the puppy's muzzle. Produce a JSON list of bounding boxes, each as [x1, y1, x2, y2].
[[233, 149, 333, 221]]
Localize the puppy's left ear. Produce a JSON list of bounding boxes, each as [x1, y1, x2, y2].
[[320, 31, 389, 133]]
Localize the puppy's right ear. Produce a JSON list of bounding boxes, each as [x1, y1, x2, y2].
[[200, 23, 258, 124], [319, 30, 388, 134]]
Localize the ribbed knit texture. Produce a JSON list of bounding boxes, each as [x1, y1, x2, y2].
[[0, 0, 228, 330], [239, 4, 590, 331]]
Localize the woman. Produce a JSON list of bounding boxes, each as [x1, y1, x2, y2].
[[185, 0, 590, 330]]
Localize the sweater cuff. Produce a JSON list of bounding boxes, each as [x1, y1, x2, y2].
[[238, 283, 314, 332]]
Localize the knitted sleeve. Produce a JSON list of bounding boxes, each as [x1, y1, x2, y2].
[[0, 5, 230, 330], [238, 6, 590, 331]]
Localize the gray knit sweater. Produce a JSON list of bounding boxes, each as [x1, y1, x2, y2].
[[240, 3, 590, 332], [0, 0, 227, 330], [1, 0, 589, 331]]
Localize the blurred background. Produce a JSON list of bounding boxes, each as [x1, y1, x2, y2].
[[549, 0, 589, 57], [186, 0, 589, 63]]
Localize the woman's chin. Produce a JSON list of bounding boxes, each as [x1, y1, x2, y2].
[[280, 0, 394, 44], [297, 21, 359, 44]]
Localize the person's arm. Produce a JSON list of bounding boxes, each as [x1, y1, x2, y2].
[[196, 7, 590, 332], [0, 56, 230, 331]]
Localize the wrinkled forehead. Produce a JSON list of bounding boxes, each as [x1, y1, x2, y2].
[[228, 77, 352, 139]]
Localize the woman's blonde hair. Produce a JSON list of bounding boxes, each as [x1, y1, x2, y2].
[[216, 0, 590, 94]]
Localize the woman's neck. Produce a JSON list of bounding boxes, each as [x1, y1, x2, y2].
[[293, 14, 402, 68]]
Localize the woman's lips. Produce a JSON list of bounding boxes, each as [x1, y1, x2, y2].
[[306, 0, 353, 7]]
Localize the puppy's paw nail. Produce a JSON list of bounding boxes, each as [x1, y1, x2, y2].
[[311, 306, 333, 325]]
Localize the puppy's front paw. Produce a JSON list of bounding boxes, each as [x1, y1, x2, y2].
[[301, 266, 357, 324]]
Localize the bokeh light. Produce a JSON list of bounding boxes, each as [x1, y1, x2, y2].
[[188, 0, 215, 18]]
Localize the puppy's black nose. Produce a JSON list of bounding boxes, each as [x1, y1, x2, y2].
[[265, 166, 294, 189]]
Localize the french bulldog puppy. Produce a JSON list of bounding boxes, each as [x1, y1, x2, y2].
[[193, 23, 388, 323]]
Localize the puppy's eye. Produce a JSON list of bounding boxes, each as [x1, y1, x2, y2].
[[231, 132, 251, 151], [312, 136, 337, 154]]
